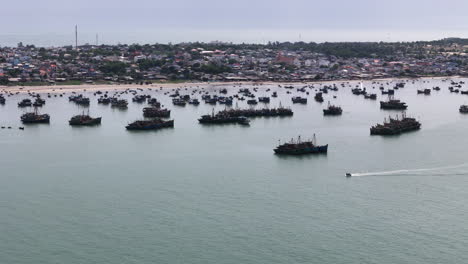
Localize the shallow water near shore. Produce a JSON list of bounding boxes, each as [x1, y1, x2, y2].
[[2, 78, 468, 264]]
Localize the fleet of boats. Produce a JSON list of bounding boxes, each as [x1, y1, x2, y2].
[[3, 78, 468, 161]]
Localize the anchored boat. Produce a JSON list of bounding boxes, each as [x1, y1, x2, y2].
[[69, 112, 102, 126], [274, 135, 328, 155], [126, 119, 174, 130], [21, 108, 50, 124]]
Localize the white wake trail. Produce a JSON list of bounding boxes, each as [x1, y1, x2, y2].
[[350, 163, 468, 177]]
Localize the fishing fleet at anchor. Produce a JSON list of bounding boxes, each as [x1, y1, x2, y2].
[[2, 78, 468, 159]]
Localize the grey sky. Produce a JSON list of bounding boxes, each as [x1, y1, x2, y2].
[[2, 0, 468, 46]]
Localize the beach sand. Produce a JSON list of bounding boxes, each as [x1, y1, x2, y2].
[[0, 76, 455, 94]]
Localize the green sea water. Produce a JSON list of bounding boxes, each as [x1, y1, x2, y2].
[[1, 79, 468, 264]]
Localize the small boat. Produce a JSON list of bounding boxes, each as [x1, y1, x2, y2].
[[247, 99, 258, 105], [237, 116, 250, 126], [292, 96, 307, 104], [417, 89, 431, 95], [172, 98, 186, 106], [460, 105, 468, 113], [111, 99, 128, 109], [188, 99, 200, 105], [346, 173, 352, 177], [18, 99, 32, 107]]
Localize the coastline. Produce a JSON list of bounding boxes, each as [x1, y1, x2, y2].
[[0, 76, 459, 94]]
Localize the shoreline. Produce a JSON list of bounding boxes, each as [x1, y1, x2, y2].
[[0, 76, 461, 94]]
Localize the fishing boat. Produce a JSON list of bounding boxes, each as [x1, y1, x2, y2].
[[459, 105, 468, 113], [198, 110, 242, 124], [292, 96, 307, 104], [381, 89, 395, 95], [380, 97, 408, 110], [172, 98, 186, 106], [132, 95, 147, 103], [323, 102, 343, 116], [33, 97, 45, 107], [247, 99, 258, 105], [370, 114, 421, 135], [125, 119, 174, 130], [274, 135, 328, 155], [147, 98, 161, 107], [417, 89, 431, 95], [21, 108, 50, 124], [69, 111, 102, 126], [98, 97, 111, 104], [314, 93, 324, 103], [143, 107, 171, 118], [188, 99, 200, 105], [75, 97, 90, 105], [237, 116, 250, 126], [18, 99, 32, 107], [111, 99, 128, 109]]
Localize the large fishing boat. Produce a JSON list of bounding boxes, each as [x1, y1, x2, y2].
[[370, 114, 421, 135], [69, 112, 102, 126], [126, 119, 174, 130], [21, 108, 50, 124], [143, 107, 171, 118], [111, 99, 128, 109], [380, 97, 408, 110], [198, 110, 242, 124], [216, 105, 293, 118], [274, 135, 328, 155], [323, 102, 343, 116]]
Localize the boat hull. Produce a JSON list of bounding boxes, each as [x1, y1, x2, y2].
[[69, 117, 102, 126], [274, 145, 328, 155], [126, 120, 174, 130]]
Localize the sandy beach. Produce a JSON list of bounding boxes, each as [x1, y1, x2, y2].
[[0, 76, 457, 94]]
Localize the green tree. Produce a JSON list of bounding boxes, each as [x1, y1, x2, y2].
[[99, 62, 127, 75]]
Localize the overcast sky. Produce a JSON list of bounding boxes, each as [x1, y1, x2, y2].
[[2, 0, 468, 46]]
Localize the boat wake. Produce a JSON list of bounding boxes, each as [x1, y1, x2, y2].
[[349, 163, 468, 177]]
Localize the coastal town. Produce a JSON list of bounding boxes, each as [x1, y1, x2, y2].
[[2, 38, 468, 86]]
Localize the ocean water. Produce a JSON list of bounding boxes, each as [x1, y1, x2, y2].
[[1, 79, 468, 264]]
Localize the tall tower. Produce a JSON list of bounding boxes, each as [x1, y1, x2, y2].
[[75, 25, 78, 50], [96, 34, 98, 46]]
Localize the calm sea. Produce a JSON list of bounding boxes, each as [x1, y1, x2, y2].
[[1, 79, 468, 264]]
